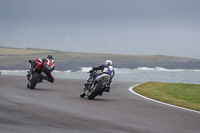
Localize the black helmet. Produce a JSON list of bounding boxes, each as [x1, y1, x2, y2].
[[47, 55, 53, 59]]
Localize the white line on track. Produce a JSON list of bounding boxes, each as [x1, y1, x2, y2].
[[129, 84, 200, 114]]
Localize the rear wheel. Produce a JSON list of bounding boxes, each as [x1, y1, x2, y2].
[[30, 72, 40, 89], [88, 83, 102, 100]]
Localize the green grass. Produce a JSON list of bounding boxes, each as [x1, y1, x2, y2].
[[133, 82, 200, 111]]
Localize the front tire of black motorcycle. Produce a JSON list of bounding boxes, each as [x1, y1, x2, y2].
[[88, 83, 102, 100], [30, 72, 40, 89], [80, 90, 86, 98]]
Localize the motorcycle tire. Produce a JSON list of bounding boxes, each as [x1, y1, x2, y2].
[[80, 90, 86, 98], [88, 83, 102, 100], [30, 72, 40, 89], [27, 82, 30, 88]]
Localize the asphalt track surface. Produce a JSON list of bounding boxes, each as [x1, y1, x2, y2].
[[0, 75, 200, 133]]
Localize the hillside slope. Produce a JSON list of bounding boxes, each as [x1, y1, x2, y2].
[[1, 47, 200, 70]]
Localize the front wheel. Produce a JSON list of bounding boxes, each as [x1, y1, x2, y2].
[[88, 83, 102, 100], [30, 72, 40, 89], [80, 90, 86, 98]]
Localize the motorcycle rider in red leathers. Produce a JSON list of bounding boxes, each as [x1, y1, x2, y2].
[[29, 55, 55, 83]]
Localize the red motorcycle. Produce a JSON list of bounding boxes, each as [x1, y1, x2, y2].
[[27, 59, 55, 89]]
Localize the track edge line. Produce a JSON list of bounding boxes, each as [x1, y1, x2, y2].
[[129, 84, 200, 114]]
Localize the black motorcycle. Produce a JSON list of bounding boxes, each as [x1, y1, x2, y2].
[[80, 70, 111, 100]]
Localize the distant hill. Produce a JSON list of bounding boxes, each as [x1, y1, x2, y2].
[[1, 47, 200, 70]]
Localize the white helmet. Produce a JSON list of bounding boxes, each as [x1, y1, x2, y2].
[[105, 60, 113, 66]]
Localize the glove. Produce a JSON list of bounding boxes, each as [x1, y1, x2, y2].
[[29, 60, 32, 63], [89, 69, 94, 73], [42, 58, 47, 62]]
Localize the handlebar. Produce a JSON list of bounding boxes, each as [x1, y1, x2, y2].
[[88, 70, 98, 73]]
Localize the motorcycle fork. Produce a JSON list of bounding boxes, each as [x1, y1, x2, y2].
[[85, 83, 94, 95], [27, 71, 32, 81]]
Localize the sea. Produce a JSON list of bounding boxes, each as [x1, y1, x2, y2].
[[1, 34, 200, 84], [1, 67, 200, 84]]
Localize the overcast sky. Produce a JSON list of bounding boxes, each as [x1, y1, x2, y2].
[[1, 0, 199, 35], [0, 0, 200, 58]]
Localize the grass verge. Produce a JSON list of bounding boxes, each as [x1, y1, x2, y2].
[[133, 82, 200, 111]]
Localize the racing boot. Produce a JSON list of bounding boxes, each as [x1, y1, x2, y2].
[[43, 76, 48, 81], [104, 85, 110, 93]]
